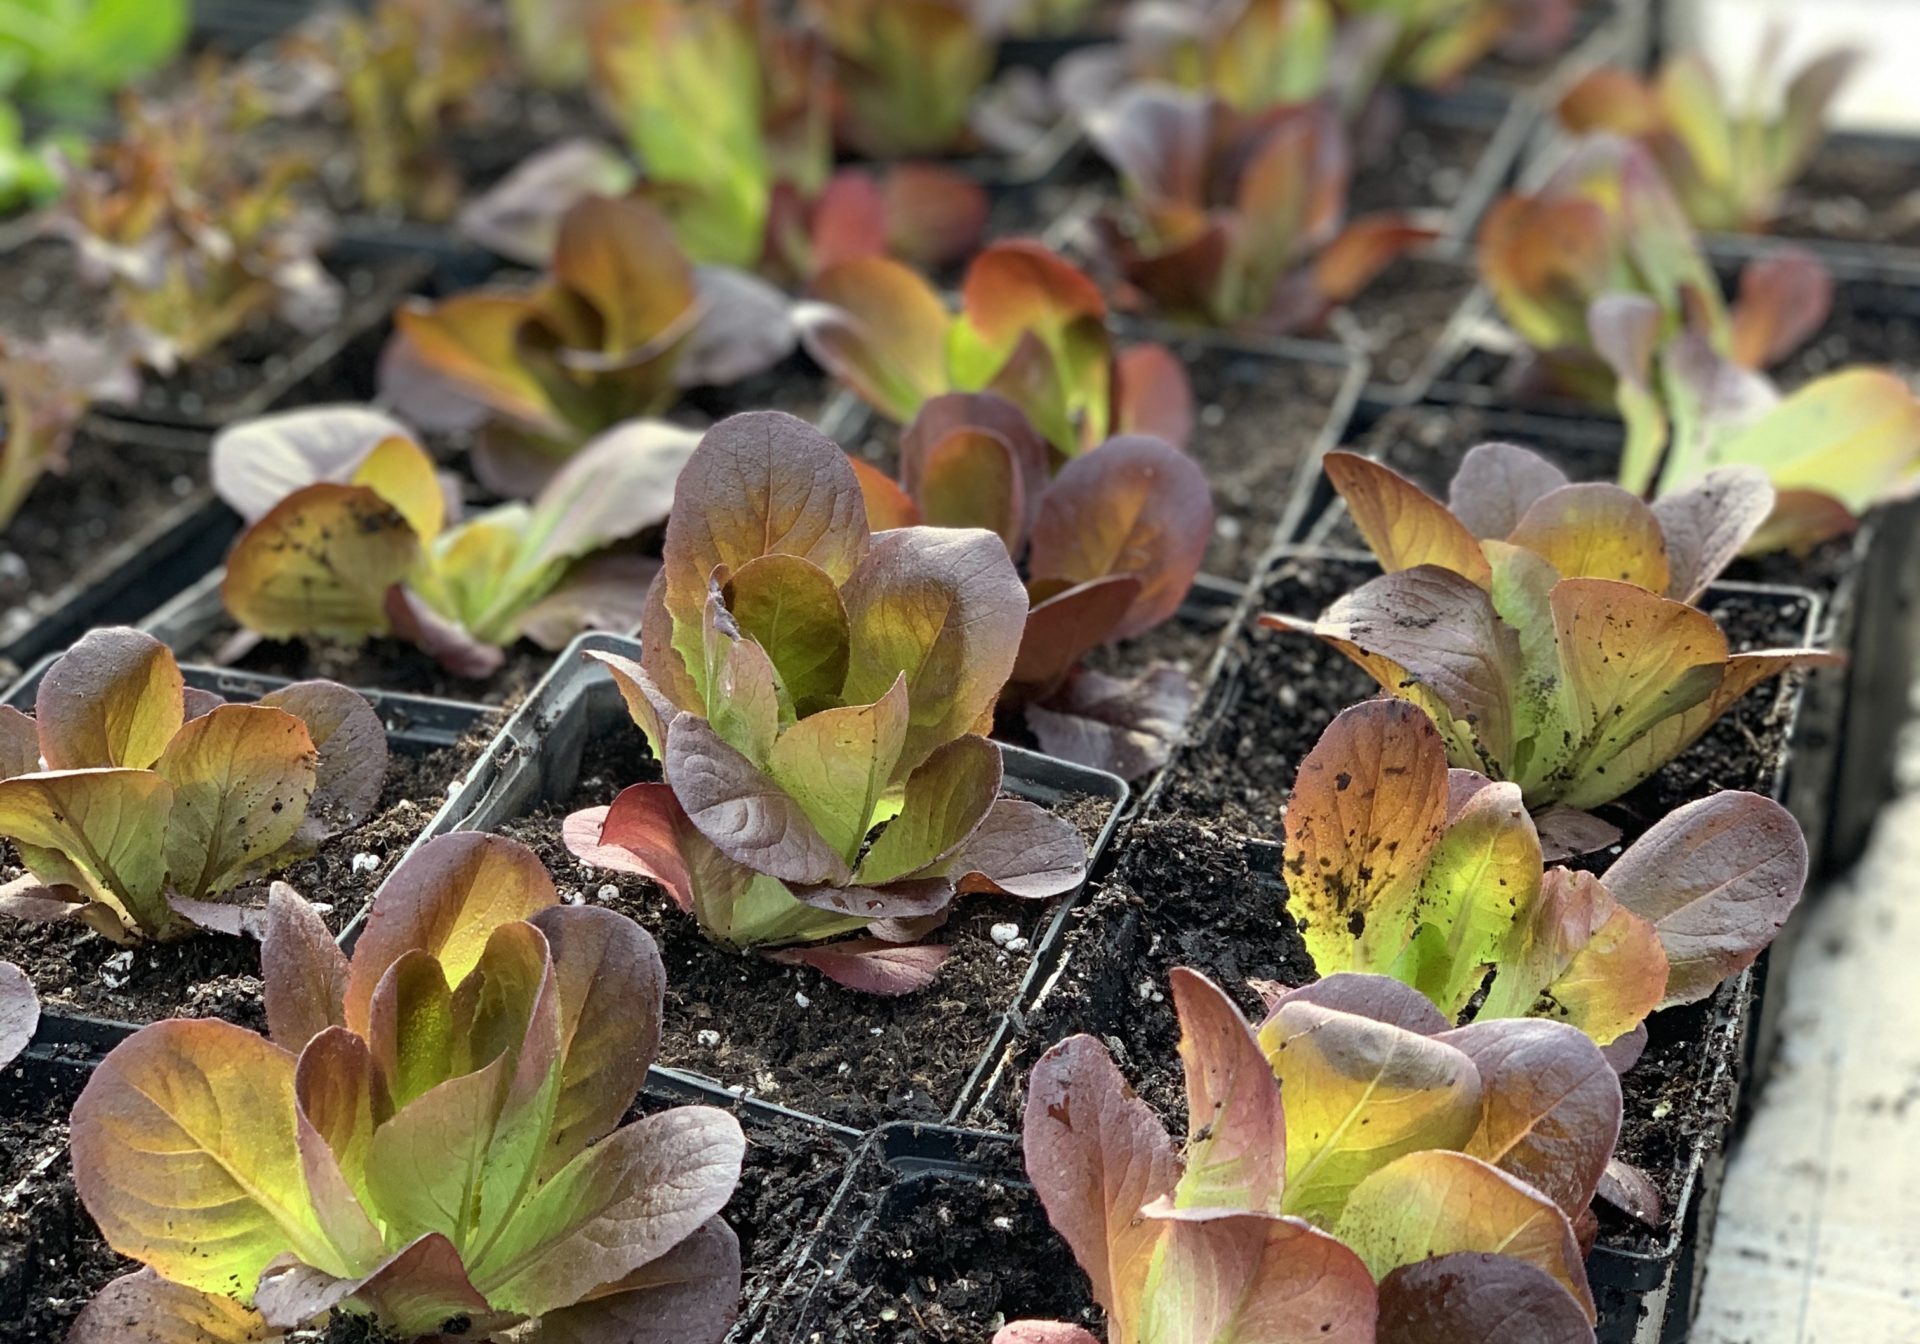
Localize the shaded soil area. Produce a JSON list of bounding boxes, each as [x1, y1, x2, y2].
[[0, 239, 422, 426], [1769, 139, 1920, 250], [192, 624, 561, 709], [765, 1136, 1101, 1344], [492, 729, 1116, 1132], [0, 728, 490, 1035], [1351, 109, 1502, 221], [0, 435, 207, 654], [1338, 254, 1477, 393]]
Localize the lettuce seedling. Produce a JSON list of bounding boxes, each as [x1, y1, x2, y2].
[[0, 330, 137, 532], [564, 411, 1090, 994], [1052, 0, 1343, 119], [384, 193, 792, 495], [1084, 87, 1437, 332], [1266, 447, 1839, 810], [289, 0, 505, 221], [66, 831, 746, 1344], [999, 965, 1615, 1342], [51, 96, 341, 371], [0, 628, 387, 943], [1558, 45, 1859, 234], [462, 1, 987, 282], [803, 0, 998, 157], [0, 961, 34, 1070], [1479, 137, 1832, 399], [1339, 0, 1578, 92], [1591, 300, 1920, 553], [213, 406, 701, 678], [1284, 699, 1806, 1042], [858, 392, 1211, 778], [798, 240, 1194, 458]]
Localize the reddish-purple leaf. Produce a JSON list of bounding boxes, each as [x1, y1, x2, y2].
[[1377, 1252, 1595, 1344], [1169, 967, 1287, 1213], [1025, 663, 1195, 781], [0, 961, 36, 1070], [665, 714, 853, 887], [260, 883, 348, 1053], [950, 798, 1088, 899], [765, 937, 952, 995]]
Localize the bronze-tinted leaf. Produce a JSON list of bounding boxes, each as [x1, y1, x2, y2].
[[153, 705, 317, 900], [1168, 967, 1286, 1214], [1327, 451, 1492, 586], [1376, 1252, 1595, 1344], [256, 682, 389, 850], [36, 627, 184, 771], [223, 485, 422, 643]]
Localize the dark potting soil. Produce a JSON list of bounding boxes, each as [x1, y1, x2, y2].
[[0, 238, 423, 424], [194, 621, 562, 709], [844, 352, 1345, 582], [678, 352, 837, 430], [1327, 404, 1858, 601], [1768, 140, 1920, 250], [0, 1061, 127, 1344], [1338, 254, 1477, 391], [0, 434, 204, 652], [1350, 115, 1497, 221], [492, 729, 1113, 1132], [778, 1142, 1101, 1343], [0, 731, 488, 1034]]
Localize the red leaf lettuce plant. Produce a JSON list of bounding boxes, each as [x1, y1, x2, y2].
[[564, 411, 1090, 994], [212, 406, 701, 678], [998, 964, 1618, 1343], [49, 86, 341, 372], [381, 193, 792, 496], [1266, 443, 1839, 812], [0, 628, 387, 943], [459, 0, 988, 286], [1478, 136, 1833, 400], [856, 392, 1211, 778], [1558, 42, 1859, 234], [66, 831, 746, 1343], [1083, 86, 1437, 332], [1285, 699, 1807, 1047], [797, 240, 1195, 459]]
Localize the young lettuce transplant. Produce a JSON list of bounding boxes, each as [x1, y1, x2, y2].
[[66, 831, 746, 1344], [1590, 299, 1920, 554], [999, 965, 1617, 1343], [803, 0, 999, 157], [856, 392, 1211, 778], [49, 88, 341, 372], [381, 193, 791, 496], [797, 240, 1195, 459], [0, 628, 387, 943], [563, 411, 1090, 995], [0, 330, 137, 531], [1265, 445, 1840, 811], [0, 960, 35, 1070], [1338, 0, 1579, 92], [1558, 45, 1858, 234], [460, 0, 987, 284], [1284, 699, 1807, 1045], [287, 0, 505, 221], [1083, 87, 1437, 332], [213, 406, 701, 678], [1478, 136, 1833, 400]]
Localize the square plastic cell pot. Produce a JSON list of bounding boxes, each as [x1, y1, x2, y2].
[[0, 659, 498, 1058], [419, 632, 1129, 1134]]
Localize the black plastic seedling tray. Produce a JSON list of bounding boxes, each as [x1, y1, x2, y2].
[[0, 659, 496, 1058]]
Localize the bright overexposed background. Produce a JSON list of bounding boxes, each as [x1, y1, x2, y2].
[[1676, 0, 1920, 131]]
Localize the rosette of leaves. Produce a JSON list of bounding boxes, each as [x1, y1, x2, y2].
[[0, 329, 137, 530], [212, 406, 701, 678], [1283, 699, 1807, 1047], [855, 392, 1211, 778], [797, 240, 1195, 459], [563, 411, 1091, 994], [1589, 298, 1920, 554], [802, 0, 999, 157], [1051, 0, 1344, 122], [288, 0, 506, 221], [998, 965, 1618, 1343], [382, 193, 793, 496], [1478, 136, 1834, 401], [0, 628, 388, 943], [458, 0, 988, 286], [1083, 87, 1437, 332], [50, 90, 342, 371], [1266, 444, 1840, 811], [1558, 44, 1859, 234], [65, 831, 747, 1343]]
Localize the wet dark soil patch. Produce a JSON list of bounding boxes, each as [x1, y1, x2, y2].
[[193, 623, 560, 709]]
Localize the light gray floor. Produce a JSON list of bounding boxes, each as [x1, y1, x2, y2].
[[1693, 704, 1920, 1342]]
